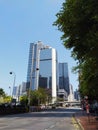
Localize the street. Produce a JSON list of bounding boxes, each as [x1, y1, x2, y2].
[[0, 107, 81, 130]]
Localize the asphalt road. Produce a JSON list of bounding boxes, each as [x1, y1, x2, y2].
[[0, 107, 81, 130]]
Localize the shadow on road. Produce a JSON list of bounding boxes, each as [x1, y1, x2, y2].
[[1, 107, 82, 118]]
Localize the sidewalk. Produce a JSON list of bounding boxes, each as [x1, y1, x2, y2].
[[75, 110, 98, 130]]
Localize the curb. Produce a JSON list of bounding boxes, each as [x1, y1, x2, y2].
[[73, 114, 84, 130]]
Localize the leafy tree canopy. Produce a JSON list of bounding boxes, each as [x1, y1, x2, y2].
[[54, 0, 98, 99], [54, 0, 98, 62], [0, 88, 5, 97]]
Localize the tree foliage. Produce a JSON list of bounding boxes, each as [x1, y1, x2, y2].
[[30, 88, 48, 106], [20, 88, 50, 106], [0, 88, 11, 103], [54, 0, 98, 99], [0, 88, 5, 97], [20, 94, 28, 106]]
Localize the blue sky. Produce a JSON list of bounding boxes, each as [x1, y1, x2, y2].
[[0, 0, 78, 95]]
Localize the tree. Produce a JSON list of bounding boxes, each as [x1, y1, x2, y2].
[[0, 88, 11, 103], [20, 95, 28, 106], [0, 88, 5, 97], [3, 96, 11, 103], [30, 88, 48, 106], [54, 0, 98, 99], [54, 0, 98, 61]]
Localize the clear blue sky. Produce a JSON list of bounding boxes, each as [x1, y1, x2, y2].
[[0, 0, 79, 95]]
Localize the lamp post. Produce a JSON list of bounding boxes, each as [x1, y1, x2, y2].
[[9, 71, 16, 98], [28, 68, 39, 112], [9, 86, 11, 101]]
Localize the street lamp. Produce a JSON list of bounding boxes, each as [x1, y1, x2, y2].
[[9, 86, 11, 101], [28, 68, 39, 112], [9, 71, 16, 98], [9, 86, 11, 96]]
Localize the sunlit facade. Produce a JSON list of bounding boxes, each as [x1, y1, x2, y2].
[[39, 48, 58, 102], [27, 42, 58, 102], [27, 41, 44, 90]]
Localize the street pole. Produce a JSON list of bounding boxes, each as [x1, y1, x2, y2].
[[28, 85, 31, 112], [9, 71, 16, 99], [28, 68, 39, 112], [9, 86, 11, 96], [9, 86, 11, 101]]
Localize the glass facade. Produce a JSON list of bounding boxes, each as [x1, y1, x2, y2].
[[59, 63, 70, 94], [38, 48, 58, 100], [27, 42, 43, 90], [27, 42, 58, 102], [39, 49, 52, 90]]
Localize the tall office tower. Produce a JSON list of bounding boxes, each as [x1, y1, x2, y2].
[[58, 63, 70, 100], [12, 85, 20, 101], [74, 89, 80, 101], [68, 84, 74, 101], [27, 41, 58, 102], [27, 41, 44, 90], [19, 82, 27, 95], [12, 86, 18, 99]]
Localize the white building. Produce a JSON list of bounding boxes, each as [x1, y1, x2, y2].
[[68, 84, 74, 101]]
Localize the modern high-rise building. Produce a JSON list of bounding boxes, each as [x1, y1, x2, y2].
[[27, 41, 58, 102], [58, 63, 70, 100], [74, 89, 80, 101], [27, 41, 44, 90], [12, 86, 18, 99], [68, 84, 74, 101]]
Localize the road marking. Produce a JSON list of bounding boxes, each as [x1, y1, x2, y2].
[[72, 117, 80, 130], [50, 124, 55, 128], [44, 124, 55, 130]]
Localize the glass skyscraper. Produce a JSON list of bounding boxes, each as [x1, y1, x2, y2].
[[27, 41, 58, 102], [58, 63, 70, 97], [27, 42, 44, 90]]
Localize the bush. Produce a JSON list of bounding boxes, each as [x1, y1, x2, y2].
[[0, 103, 28, 116]]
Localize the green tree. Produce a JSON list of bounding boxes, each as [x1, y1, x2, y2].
[[54, 0, 98, 99], [20, 95, 28, 106], [54, 0, 98, 61], [0, 88, 10, 103], [4, 96, 11, 103], [0, 88, 5, 97], [30, 88, 48, 106], [30, 90, 40, 106]]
